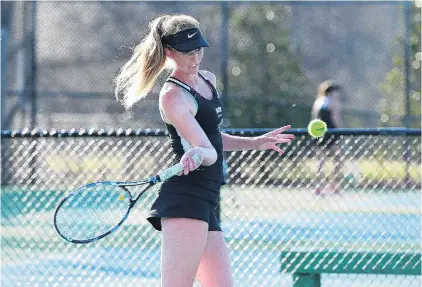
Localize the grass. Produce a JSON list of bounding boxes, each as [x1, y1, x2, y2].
[[235, 158, 421, 183], [41, 153, 422, 183]]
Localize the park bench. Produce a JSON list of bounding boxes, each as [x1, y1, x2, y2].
[[280, 250, 421, 287]]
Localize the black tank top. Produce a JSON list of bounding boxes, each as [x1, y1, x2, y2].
[[317, 96, 337, 129], [162, 72, 225, 185]]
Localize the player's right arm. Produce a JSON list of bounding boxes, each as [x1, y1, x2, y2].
[[159, 85, 217, 173], [311, 98, 322, 120]]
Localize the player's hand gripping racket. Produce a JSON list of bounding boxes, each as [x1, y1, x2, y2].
[[54, 154, 201, 244]]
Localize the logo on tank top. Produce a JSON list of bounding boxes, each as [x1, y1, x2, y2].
[[215, 106, 223, 125]]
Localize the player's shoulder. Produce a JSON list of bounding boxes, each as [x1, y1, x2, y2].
[[159, 84, 188, 110], [199, 70, 217, 87]]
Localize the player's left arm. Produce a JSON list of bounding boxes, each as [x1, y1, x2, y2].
[[331, 95, 342, 127], [221, 127, 293, 154]]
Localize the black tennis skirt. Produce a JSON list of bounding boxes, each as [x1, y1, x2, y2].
[[147, 180, 222, 232]]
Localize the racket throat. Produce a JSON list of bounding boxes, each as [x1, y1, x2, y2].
[[132, 182, 154, 204]]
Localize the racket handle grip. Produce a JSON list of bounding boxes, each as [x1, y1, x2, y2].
[[158, 154, 202, 181]]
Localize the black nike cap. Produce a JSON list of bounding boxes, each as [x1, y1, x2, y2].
[[162, 28, 209, 53]]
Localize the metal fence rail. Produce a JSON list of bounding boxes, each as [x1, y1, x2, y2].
[[1, 128, 421, 287]]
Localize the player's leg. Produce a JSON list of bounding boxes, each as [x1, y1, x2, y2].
[[330, 143, 343, 194], [315, 145, 325, 196], [196, 231, 233, 287], [161, 217, 208, 287]]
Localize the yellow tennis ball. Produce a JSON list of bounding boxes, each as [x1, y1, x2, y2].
[[308, 119, 327, 138]]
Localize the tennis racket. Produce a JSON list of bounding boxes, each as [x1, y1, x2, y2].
[[54, 154, 201, 244]]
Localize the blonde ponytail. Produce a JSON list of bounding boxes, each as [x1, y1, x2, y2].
[[115, 16, 168, 109], [115, 14, 200, 109]]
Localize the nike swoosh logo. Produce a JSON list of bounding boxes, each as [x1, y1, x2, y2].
[[187, 32, 197, 38]]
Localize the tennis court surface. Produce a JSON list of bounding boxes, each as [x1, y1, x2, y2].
[[2, 186, 420, 287]]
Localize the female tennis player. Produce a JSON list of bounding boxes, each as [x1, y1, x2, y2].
[[115, 14, 293, 287], [311, 80, 343, 195]]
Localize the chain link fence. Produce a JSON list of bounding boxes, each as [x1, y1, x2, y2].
[[1, 129, 421, 287]]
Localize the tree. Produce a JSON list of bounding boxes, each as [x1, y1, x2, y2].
[[380, 1, 421, 128], [226, 4, 312, 128]]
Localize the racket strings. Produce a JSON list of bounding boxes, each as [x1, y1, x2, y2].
[[55, 186, 131, 241]]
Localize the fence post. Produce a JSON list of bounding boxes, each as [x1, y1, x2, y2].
[[1, 5, 10, 185], [403, 2, 412, 184]]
